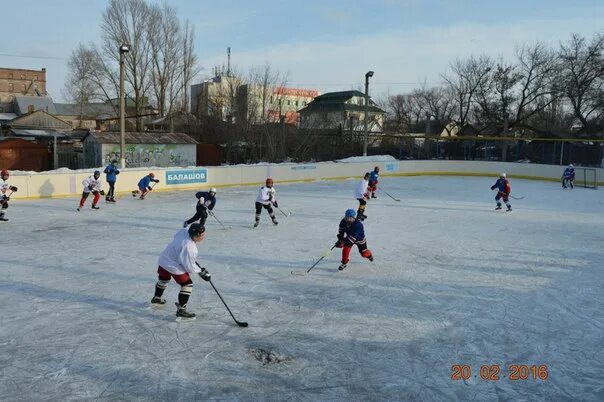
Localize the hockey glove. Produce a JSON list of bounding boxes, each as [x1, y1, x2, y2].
[[198, 268, 211, 281], [490, 186, 495, 190], [9, 186, 17, 192], [0, 195, 6, 202], [335, 241, 344, 248], [148, 187, 153, 191], [100, 190, 106, 196], [88, 184, 95, 191], [272, 201, 279, 208], [208, 210, 214, 216], [337, 233, 345, 242], [153, 179, 160, 183]]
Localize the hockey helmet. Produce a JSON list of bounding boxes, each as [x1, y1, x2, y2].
[[374, 166, 380, 172], [188, 223, 206, 238], [500, 173, 506, 178], [93, 170, 101, 178], [266, 178, 273, 186], [209, 187, 217, 195], [149, 172, 155, 178], [345, 209, 357, 219], [1, 169, 8, 179], [364, 172, 371, 179], [568, 164, 574, 168]]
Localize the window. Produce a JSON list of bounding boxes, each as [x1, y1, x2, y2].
[[20, 74, 25, 80], [8, 83, 13, 91]]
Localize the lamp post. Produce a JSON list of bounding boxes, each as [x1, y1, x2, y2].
[[119, 44, 130, 169], [363, 70, 374, 156]]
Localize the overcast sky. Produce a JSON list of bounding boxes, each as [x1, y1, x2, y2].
[[1, 0, 602, 102]]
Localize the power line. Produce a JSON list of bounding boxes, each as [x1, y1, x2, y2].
[[0, 52, 66, 61]]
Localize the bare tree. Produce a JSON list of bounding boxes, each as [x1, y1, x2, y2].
[[148, 3, 180, 117], [180, 20, 199, 113], [559, 33, 604, 129], [442, 55, 493, 133], [101, 0, 153, 131]]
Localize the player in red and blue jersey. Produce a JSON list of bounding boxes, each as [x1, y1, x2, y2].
[[562, 164, 575, 189], [490, 173, 512, 211], [335, 209, 374, 271]]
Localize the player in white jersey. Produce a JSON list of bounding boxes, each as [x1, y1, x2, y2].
[[151, 223, 211, 319], [354, 172, 370, 221], [77, 171, 104, 211], [254, 178, 279, 227], [0, 169, 18, 221]]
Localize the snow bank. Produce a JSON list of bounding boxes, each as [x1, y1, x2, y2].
[[336, 155, 397, 163]]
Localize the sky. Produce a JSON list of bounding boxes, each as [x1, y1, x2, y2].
[[1, 0, 602, 103]]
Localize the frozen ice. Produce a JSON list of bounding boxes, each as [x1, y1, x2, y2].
[[1, 176, 603, 400]]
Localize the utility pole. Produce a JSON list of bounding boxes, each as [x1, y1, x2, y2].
[[363, 71, 374, 156]]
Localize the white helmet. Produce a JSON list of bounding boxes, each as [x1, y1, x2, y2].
[[500, 173, 506, 178], [568, 164, 573, 168], [209, 187, 217, 194]]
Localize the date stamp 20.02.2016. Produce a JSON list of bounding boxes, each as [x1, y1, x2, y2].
[[451, 364, 549, 381]]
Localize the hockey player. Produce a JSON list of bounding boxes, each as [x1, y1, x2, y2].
[[103, 160, 120, 202], [368, 166, 380, 198], [151, 223, 211, 319], [132, 173, 159, 199], [77, 170, 104, 211], [335, 209, 374, 271], [184, 188, 217, 227], [490, 173, 512, 211], [354, 172, 371, 221], [0, 169, 18, 221], [562, 164, 575, 189], [254, 178, 278, 227]]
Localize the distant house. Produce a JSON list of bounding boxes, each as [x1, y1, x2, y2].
[[13, 95, 56, 115], [82, 131, 198, 168], [299, 90, 385, 132], [55, 102, 117, 130]]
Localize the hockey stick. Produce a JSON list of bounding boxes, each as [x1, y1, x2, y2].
[[291, 245, 336, 276], [510, 195, 525, 200], [197, 263, 248, 327], [377, 185, 401, 202], [275, 205, 291, 217], [210, 212, 231, 230]]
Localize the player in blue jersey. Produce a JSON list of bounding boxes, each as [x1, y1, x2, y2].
[[335, 209, 374, 271], [368, 166, 380, 198], [562, 164, 575, 189], [490, 173, 512, 211], [132, 173, 159, 199], [184, 188, 217, 227]]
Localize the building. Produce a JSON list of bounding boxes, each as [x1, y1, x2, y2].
[[191, 75, 318, 125], [55, 102, 117, 130], [0, 67, 47, 113], [298, 90, 385, 132], [82, 132, 198, 168]]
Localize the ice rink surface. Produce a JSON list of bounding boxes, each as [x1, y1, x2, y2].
[[1, 176, 603, 401]]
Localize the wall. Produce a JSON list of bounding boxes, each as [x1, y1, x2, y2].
[[7, 160, 603, 200], [102, 144, 196, 168]]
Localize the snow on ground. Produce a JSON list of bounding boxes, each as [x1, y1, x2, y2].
[[1, 177, 603, 401]]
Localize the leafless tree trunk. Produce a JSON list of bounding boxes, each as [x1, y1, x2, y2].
[[101, 0, 153, 131], [559, 33, 604, 129], [442, 55, 493, 132]]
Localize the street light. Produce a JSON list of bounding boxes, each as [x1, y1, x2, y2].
[[119, 44, 130, 169], [363, 70, 374, 156]]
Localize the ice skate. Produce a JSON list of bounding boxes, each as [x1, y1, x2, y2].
[[495, 206, 502, 210], [91, 205, 100, 210], [338, 263, 348, 271], [175, 303, 196, 320]]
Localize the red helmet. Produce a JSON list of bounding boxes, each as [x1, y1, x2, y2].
[[266, 177, 273, 186], [1, 169, 8, 179], [149, 172, 155, 178]]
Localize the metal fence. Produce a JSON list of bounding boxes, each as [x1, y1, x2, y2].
[[368, 136, 604, 168]]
